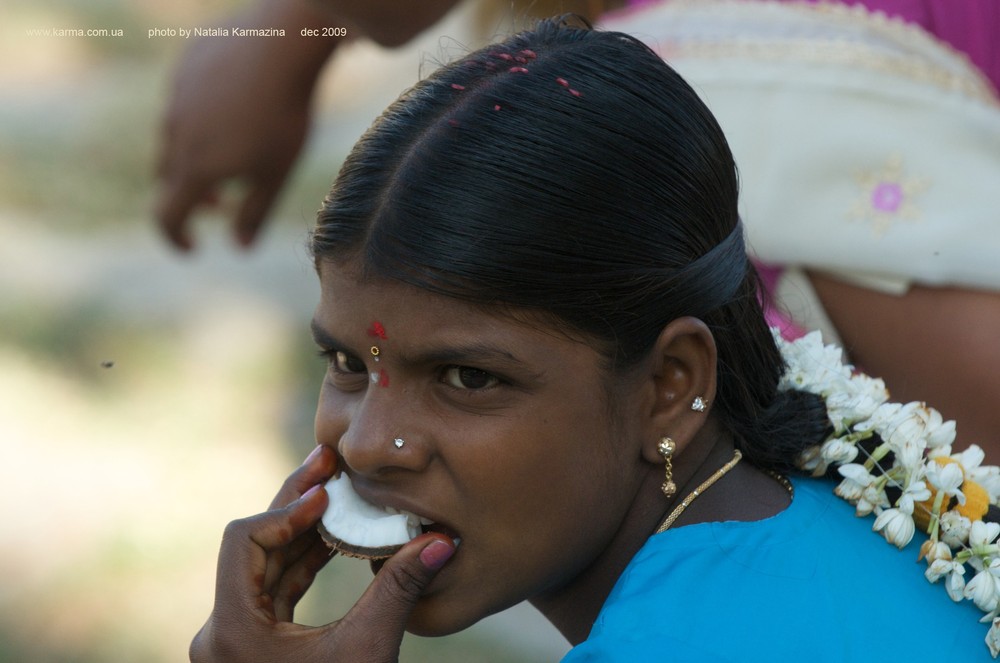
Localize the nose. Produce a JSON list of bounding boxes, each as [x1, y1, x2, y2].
[[315, 385, 431, 477]]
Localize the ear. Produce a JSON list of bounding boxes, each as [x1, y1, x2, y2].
[[638, 316, 717, 465]]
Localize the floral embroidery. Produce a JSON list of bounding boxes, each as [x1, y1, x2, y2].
[[849, 155, 930, 236]]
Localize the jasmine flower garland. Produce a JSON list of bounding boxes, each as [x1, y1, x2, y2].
[[773, 329, 1000, 657]]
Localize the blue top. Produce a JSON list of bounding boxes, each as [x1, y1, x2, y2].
[[562, 478, 988, 661]]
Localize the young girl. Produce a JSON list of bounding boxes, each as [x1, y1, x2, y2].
[[190, 18, 995, 661]]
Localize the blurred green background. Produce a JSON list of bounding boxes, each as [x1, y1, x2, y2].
[[0, 1, 568, 660]]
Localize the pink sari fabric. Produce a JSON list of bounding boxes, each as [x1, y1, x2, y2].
[[755, 261, 808, 340], [623, 0, 1000, 90]]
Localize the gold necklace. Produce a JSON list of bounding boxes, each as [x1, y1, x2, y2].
[[655, 451, 796, 533], [765, 469, 795, 500], [656, 450, 743, 533]]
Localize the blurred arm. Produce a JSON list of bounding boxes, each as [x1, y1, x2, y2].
[[810, 272, 1000, 454]]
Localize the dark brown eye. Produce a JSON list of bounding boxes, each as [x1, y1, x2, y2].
[[331, 351, 366, 374], [442, 366, 499, 390]]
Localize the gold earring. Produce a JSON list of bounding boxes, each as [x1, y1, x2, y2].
[[657, 437, 677, 497]]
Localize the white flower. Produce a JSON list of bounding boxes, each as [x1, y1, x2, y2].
[[925, 558, 967, 602], [803, 437, 859, 476], [919, 539, 952, 564], [879, 402, 954, 453], [970, 468, 1000, 503], [988, 618, 1000, 658], [825, 375, 887, 433], [970, 521, 1000, 552], [925, 461, 967, 507], [854, 402, 903, 435], [798, 445, 825, 476], [926, 415, 957, 450], [965, 559, 1000, 612], [977, 469, 1000, 504], [954, 444, 986, 472], [873, 507, 916, 548], [940, 511, 972, 548], [835, 463, 875, 503], [895, 438, 927, 475], [896, 480, 931, 515], [843, 372, 889, 402], [947, 564, 969, 603], [821, 437, 860, 466], [857, 482, 890, 517], [777, 331, 852, 394], [956, 445, 1000, 501]]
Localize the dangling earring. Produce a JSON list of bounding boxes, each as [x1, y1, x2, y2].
[[657, 437, 677, 497]]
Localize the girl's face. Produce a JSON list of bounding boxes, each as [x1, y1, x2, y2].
[[312, 262, 651, 636]]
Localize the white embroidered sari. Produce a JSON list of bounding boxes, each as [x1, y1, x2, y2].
[[601, 0, 1000, 340]]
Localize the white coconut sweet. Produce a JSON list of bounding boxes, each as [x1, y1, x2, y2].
[[318, 473, 426, 560]]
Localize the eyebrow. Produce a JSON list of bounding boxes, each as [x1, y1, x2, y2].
[[310, 319, 345, 350], [398, 343, 528, 369], [310, 319, 538, 374]]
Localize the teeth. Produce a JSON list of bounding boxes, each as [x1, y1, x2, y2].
[[386, 506, 435, 527], [407, 514, 436, 528]]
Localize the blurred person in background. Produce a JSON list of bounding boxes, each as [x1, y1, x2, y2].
[[155, 0, 1000, 453]]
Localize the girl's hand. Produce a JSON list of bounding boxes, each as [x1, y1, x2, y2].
[[190, 445, 456, 662]]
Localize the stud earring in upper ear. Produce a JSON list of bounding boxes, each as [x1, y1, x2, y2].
[[657, 436, 677, 497], [691, 396, 707, 412]]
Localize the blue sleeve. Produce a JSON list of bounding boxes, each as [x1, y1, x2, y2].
[[561, 631, 740, 662]]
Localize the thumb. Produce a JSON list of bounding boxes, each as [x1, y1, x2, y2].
[[333, 534, 457, 660]]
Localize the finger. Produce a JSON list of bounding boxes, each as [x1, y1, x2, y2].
[[232, 172, 288, 249], [333, 534, 457, 658], [272, 536, 334, 621], [261, 446, 336, 596], [154, 173, 213, 252], [215, 484, 329, 615], [153, 107, 178, 181], [269, 444, 336, 510]]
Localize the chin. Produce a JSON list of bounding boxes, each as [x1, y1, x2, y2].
[[404, 594, 494, 638]]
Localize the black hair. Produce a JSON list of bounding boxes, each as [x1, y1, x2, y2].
[[312, 17, 829, 473]]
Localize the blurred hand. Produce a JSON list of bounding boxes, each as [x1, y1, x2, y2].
[[155, 5, 340, 251], [190, 445, 457, 662]]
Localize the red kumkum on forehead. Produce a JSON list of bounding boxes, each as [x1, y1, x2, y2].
[[367, 321, 389, 386], [370, 368, 390, 388]]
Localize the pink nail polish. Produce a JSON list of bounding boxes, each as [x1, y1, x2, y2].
[[419, 540, 455, 571], [300, 483, 323, 501], [301, 445, 323, 466]]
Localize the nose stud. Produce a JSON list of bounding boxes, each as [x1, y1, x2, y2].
[[393, 438, 405, 449]]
